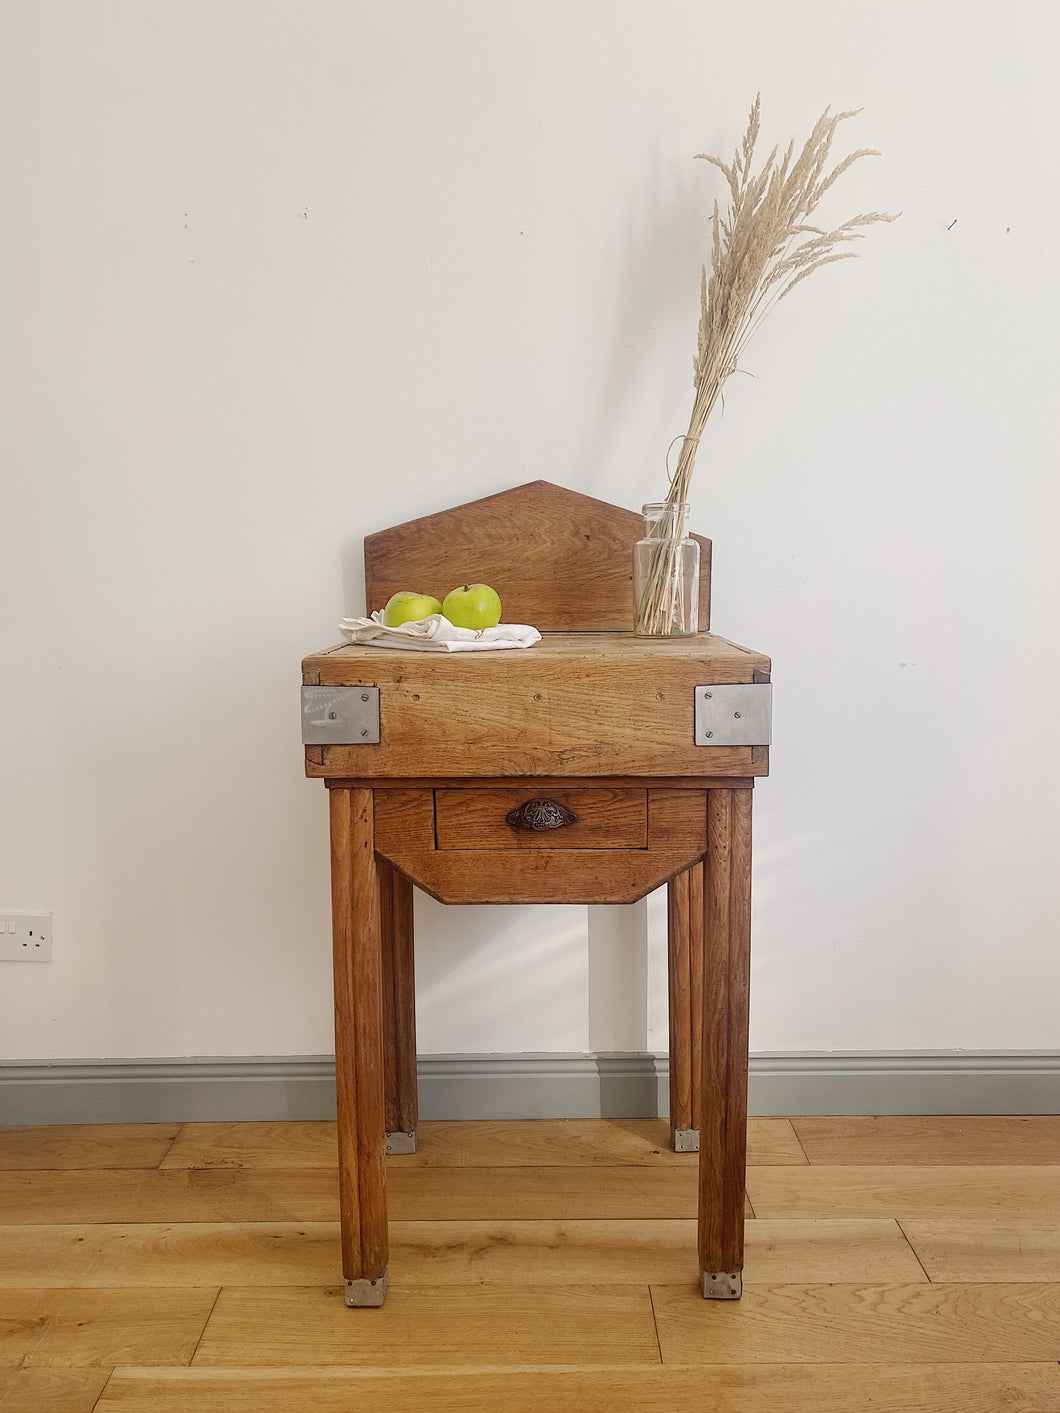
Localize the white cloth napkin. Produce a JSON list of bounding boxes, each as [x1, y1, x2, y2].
[[338, 612, 541, 652]]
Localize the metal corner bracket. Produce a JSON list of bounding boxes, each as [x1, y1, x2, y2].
[[302, 685, 380, 745], [694, 683, 772, 747]]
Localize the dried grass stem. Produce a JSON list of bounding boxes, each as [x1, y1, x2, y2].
[[636, 97, 897, 634]]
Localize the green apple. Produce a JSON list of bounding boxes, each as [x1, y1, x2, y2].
[[441, 582, 502, 630], [382, 591, 443, 627]]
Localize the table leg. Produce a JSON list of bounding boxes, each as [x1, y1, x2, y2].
[[698, 787, 752, 1299], [380, 861, 418, 1154], [329, 786, 389, 1307], [667, 861, 704, 1152]]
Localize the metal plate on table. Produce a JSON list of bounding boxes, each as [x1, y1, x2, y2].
[[694, 683, 772, 747], [301, 685, 380, 744]]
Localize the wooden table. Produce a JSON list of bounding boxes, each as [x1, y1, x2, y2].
[[301, 482, 770, 1305]]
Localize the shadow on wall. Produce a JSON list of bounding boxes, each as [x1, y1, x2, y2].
[[413, 895, 591, 1053], [576, 148, 709, 502]]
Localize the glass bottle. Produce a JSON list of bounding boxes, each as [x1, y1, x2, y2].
[[633, 502, 699, 637]]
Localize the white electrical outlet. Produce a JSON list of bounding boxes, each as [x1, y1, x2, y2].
[[0, 912, 52, 962]]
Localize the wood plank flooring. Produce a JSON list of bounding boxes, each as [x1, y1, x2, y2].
[[0, 1116, 1058, 1411]]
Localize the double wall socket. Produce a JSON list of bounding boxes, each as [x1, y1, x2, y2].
[[0, 912, 52, 962]]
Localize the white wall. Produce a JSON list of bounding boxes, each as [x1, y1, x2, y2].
[[3, 0, 1059, 1062]]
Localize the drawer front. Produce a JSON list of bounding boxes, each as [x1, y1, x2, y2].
[[434, 788, 647, 851]]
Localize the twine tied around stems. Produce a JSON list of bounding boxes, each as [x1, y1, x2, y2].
[[665, 434, 701, 491]]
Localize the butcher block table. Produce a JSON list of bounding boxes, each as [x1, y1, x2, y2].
[[301, 481, 771, 1306]]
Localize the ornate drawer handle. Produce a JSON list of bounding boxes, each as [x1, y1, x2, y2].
[[506, 799, 578, 832]]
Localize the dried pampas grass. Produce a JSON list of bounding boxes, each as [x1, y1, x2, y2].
[[636, 97, 898, 635]]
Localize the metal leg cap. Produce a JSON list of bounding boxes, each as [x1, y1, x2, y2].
[[672, 1128, 700, 1153], [345, 1271, 389, 1307], [385, 1130, 417, 1155], [701, 1270, 742, 1300]]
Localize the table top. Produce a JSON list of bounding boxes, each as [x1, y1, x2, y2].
[[303, 632, 770, 782], [303, 631, 769, 680]]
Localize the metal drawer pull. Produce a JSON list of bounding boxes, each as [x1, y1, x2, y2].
[[506, 799, 578, 831]]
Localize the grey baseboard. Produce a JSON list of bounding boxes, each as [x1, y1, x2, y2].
[[1, 1051, 1058, 1126], [0, 1057, 339, 1127], [749, 1051, 1060, 1117]]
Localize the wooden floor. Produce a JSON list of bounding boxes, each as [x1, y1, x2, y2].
[[2, 1117, 1060, 1411]]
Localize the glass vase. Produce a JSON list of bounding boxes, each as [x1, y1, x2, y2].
[[633, 502, 699, 637]]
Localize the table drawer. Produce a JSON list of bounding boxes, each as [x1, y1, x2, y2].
[[434, 788, 647, 850]]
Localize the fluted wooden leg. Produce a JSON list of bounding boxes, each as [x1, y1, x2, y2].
[[698, 787, 752, 1299], [329, 786, 389, 1306], [379, 862, 418, 1153], [667, 860, 704, 1151]]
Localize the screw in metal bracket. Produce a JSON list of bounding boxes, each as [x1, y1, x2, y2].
[[360, 729, 369, 737], [734, 711, 741, 719], [705, 730, 713, 738], [361, 693, 370, 701]]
